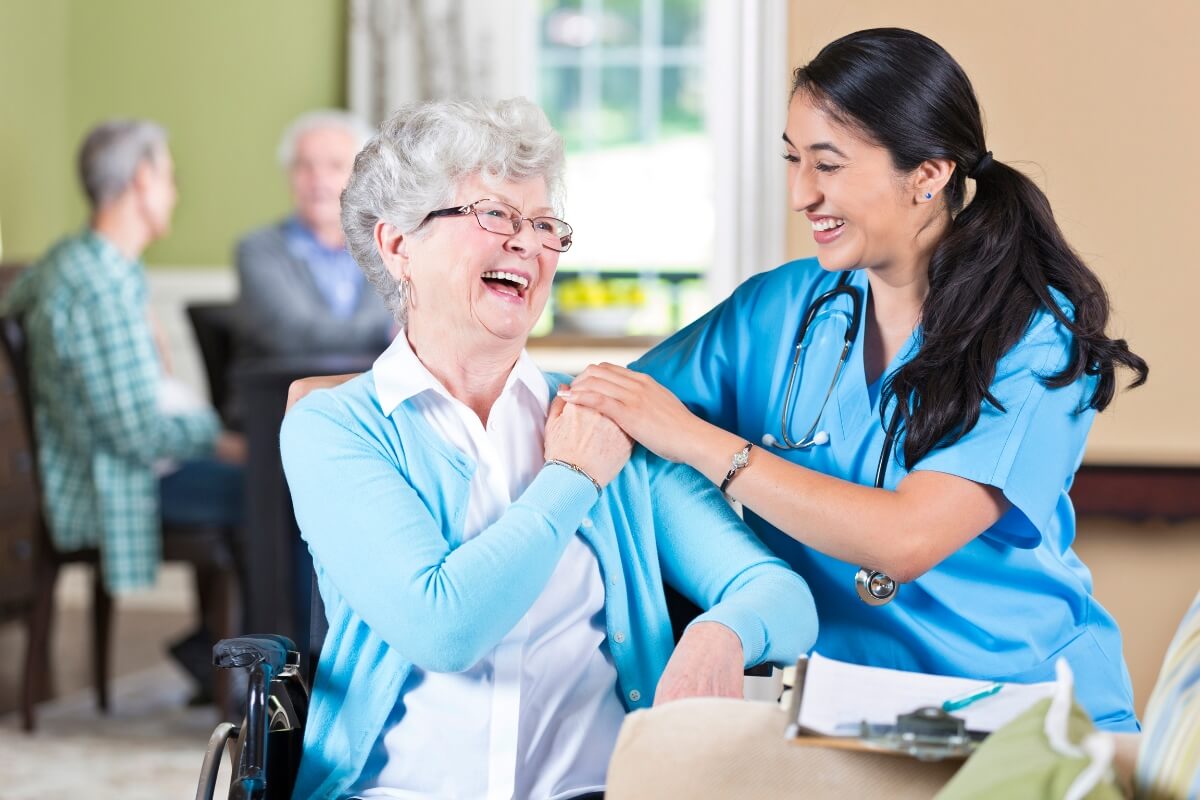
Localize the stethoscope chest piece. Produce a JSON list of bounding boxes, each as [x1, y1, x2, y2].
[[855, 567, 898, 606]]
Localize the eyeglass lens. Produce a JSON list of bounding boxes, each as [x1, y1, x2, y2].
[[472, 199, 571, 251]]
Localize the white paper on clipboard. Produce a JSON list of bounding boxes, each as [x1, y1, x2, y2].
[[795, 652, 1058, 736]]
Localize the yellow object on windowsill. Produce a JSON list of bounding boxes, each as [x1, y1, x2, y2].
[[554, 276, 646, 336]]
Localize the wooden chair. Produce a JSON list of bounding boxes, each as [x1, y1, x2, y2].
[[0, 313, 241, 730]]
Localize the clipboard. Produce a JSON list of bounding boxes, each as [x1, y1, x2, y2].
[[783, 656, 989, 762]]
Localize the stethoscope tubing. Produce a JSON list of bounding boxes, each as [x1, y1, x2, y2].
[[773, 281, 863, 451], [764, 271, 902, 605]]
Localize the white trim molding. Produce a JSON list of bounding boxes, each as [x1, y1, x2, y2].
[[707, 0, 790, 299]]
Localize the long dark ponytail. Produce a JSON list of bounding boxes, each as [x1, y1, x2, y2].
[[792, 28, 1148, 468]]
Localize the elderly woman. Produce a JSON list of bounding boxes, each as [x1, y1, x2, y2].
[[280, 97, 817, 800]]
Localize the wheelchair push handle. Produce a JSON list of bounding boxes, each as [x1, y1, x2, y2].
[[212, 634, 298, 672], [204, 635, 302, 800]]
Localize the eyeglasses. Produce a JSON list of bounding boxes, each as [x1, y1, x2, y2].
[[424, 198, 573, 252]]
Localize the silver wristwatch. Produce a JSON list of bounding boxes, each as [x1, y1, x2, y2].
[[720, 443, 752, 493]]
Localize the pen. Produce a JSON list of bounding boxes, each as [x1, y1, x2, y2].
[[941, 681, 1003, 712]]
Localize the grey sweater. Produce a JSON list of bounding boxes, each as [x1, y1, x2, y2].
[[234, 222, 393, 358]]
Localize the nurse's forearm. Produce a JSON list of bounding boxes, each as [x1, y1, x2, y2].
[[680, 420, 1006, 582]]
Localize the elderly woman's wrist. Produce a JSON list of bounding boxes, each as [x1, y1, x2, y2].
[[544, 458, 603, 496]]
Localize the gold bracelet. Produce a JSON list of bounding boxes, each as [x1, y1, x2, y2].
[[545, 459, 602, 496]]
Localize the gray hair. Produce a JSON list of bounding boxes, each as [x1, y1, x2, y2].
[[77, 119, 169, 210], [277, 109, 374, 169], [341, 97, 565, 326]]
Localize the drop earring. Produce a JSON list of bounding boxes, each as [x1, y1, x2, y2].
[[401, 276, 416, 310]]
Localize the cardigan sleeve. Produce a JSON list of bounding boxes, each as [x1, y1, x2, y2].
[[281, 389, 600, 672], [645, 453, 818, 668]]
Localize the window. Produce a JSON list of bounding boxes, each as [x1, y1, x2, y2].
[[535, 0, 710, 336], [347, 0, 785, 336]]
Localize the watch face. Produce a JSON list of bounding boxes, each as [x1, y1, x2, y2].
[[733, 448, 750, 469]]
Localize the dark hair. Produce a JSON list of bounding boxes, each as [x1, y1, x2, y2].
[[791, 28, 1148, 468]]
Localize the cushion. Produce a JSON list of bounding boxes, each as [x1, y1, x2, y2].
[[1136, 589, 1200, 800]]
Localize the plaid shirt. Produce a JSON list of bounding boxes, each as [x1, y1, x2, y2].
[[1, 230, 218, 592]]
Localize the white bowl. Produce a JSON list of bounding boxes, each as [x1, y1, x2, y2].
[[555, 307, 636, 337]]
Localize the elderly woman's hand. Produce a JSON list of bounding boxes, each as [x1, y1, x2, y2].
[[654, 622, 745, 705], [545, 391, 633, 488], [560, 363, 703, 464]]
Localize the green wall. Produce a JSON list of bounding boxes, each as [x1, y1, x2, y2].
[[0, 0, 72, 264], [0, 0, 345, 267]]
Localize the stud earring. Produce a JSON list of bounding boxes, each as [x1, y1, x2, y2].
[[924, 192, 933, 200]]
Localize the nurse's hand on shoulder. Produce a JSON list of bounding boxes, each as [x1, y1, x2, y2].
[[561, 363, 699, 464], [654, 622, 744, 705], [544, 393, 633, 488], [285, 373, 361, 412]]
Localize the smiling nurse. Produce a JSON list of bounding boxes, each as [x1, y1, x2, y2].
[[563, 28, 1149, 731]]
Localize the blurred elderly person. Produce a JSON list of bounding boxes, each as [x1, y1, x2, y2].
[[235, 110, 393, 357], [280, 97, 817, 800], [2, 118, 245, 587], [0, 120, 245, 692]]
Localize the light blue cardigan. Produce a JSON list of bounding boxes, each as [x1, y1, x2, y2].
[[280, 373, 818, 800]]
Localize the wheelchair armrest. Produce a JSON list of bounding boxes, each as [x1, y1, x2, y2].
[[213, 634, 298, 672]]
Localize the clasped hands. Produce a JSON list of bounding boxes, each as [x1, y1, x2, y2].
[[550, 365, 745, 705], [557, 363, 701, 467]]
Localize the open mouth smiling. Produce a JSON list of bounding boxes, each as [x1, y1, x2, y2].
[[481, 270, 530, 300]]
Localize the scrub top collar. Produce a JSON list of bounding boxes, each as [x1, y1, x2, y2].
[[833, 269, 919, 438]]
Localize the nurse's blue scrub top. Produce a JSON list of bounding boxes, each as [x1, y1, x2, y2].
[[634, 258, 1138, 732]]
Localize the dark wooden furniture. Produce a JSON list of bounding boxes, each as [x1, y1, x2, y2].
[[0, 391, 36, 609], [0, 312, 111, 730], [186, 302, 239, 428], [0, 271, 36, 616], [0, 312, 242, 729], [1071, 465, 1200, 520], [0, 318, 38, 695], [232, 354, 375, 647]]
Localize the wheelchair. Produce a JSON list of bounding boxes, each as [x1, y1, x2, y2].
[[194, 634, 308, 800], [195, 569, 326, 800], [193, 573, 760, 799]]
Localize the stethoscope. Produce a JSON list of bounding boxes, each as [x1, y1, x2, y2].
[[760, 272, 902, 607]]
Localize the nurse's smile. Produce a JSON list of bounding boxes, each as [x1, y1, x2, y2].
[[808, 213, 846, 245]]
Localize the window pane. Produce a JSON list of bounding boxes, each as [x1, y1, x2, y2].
[[601, 0, 642, 46], [534, 0, 713, 337], [662, 0, 703, 46], [541, 66, 584, 151], [599, 66, 640, 147], [661, 65, 703, 139]]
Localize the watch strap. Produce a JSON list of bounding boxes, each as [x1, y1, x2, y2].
[[720, 442, 753, 493]]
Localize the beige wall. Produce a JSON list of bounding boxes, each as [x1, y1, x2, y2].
[[1074, 518, 1200, 717], [787, 1, 1200, 466]]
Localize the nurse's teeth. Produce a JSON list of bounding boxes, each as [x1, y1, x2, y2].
[[811, 218, 845, 232], [481, 271, 529, 288]]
